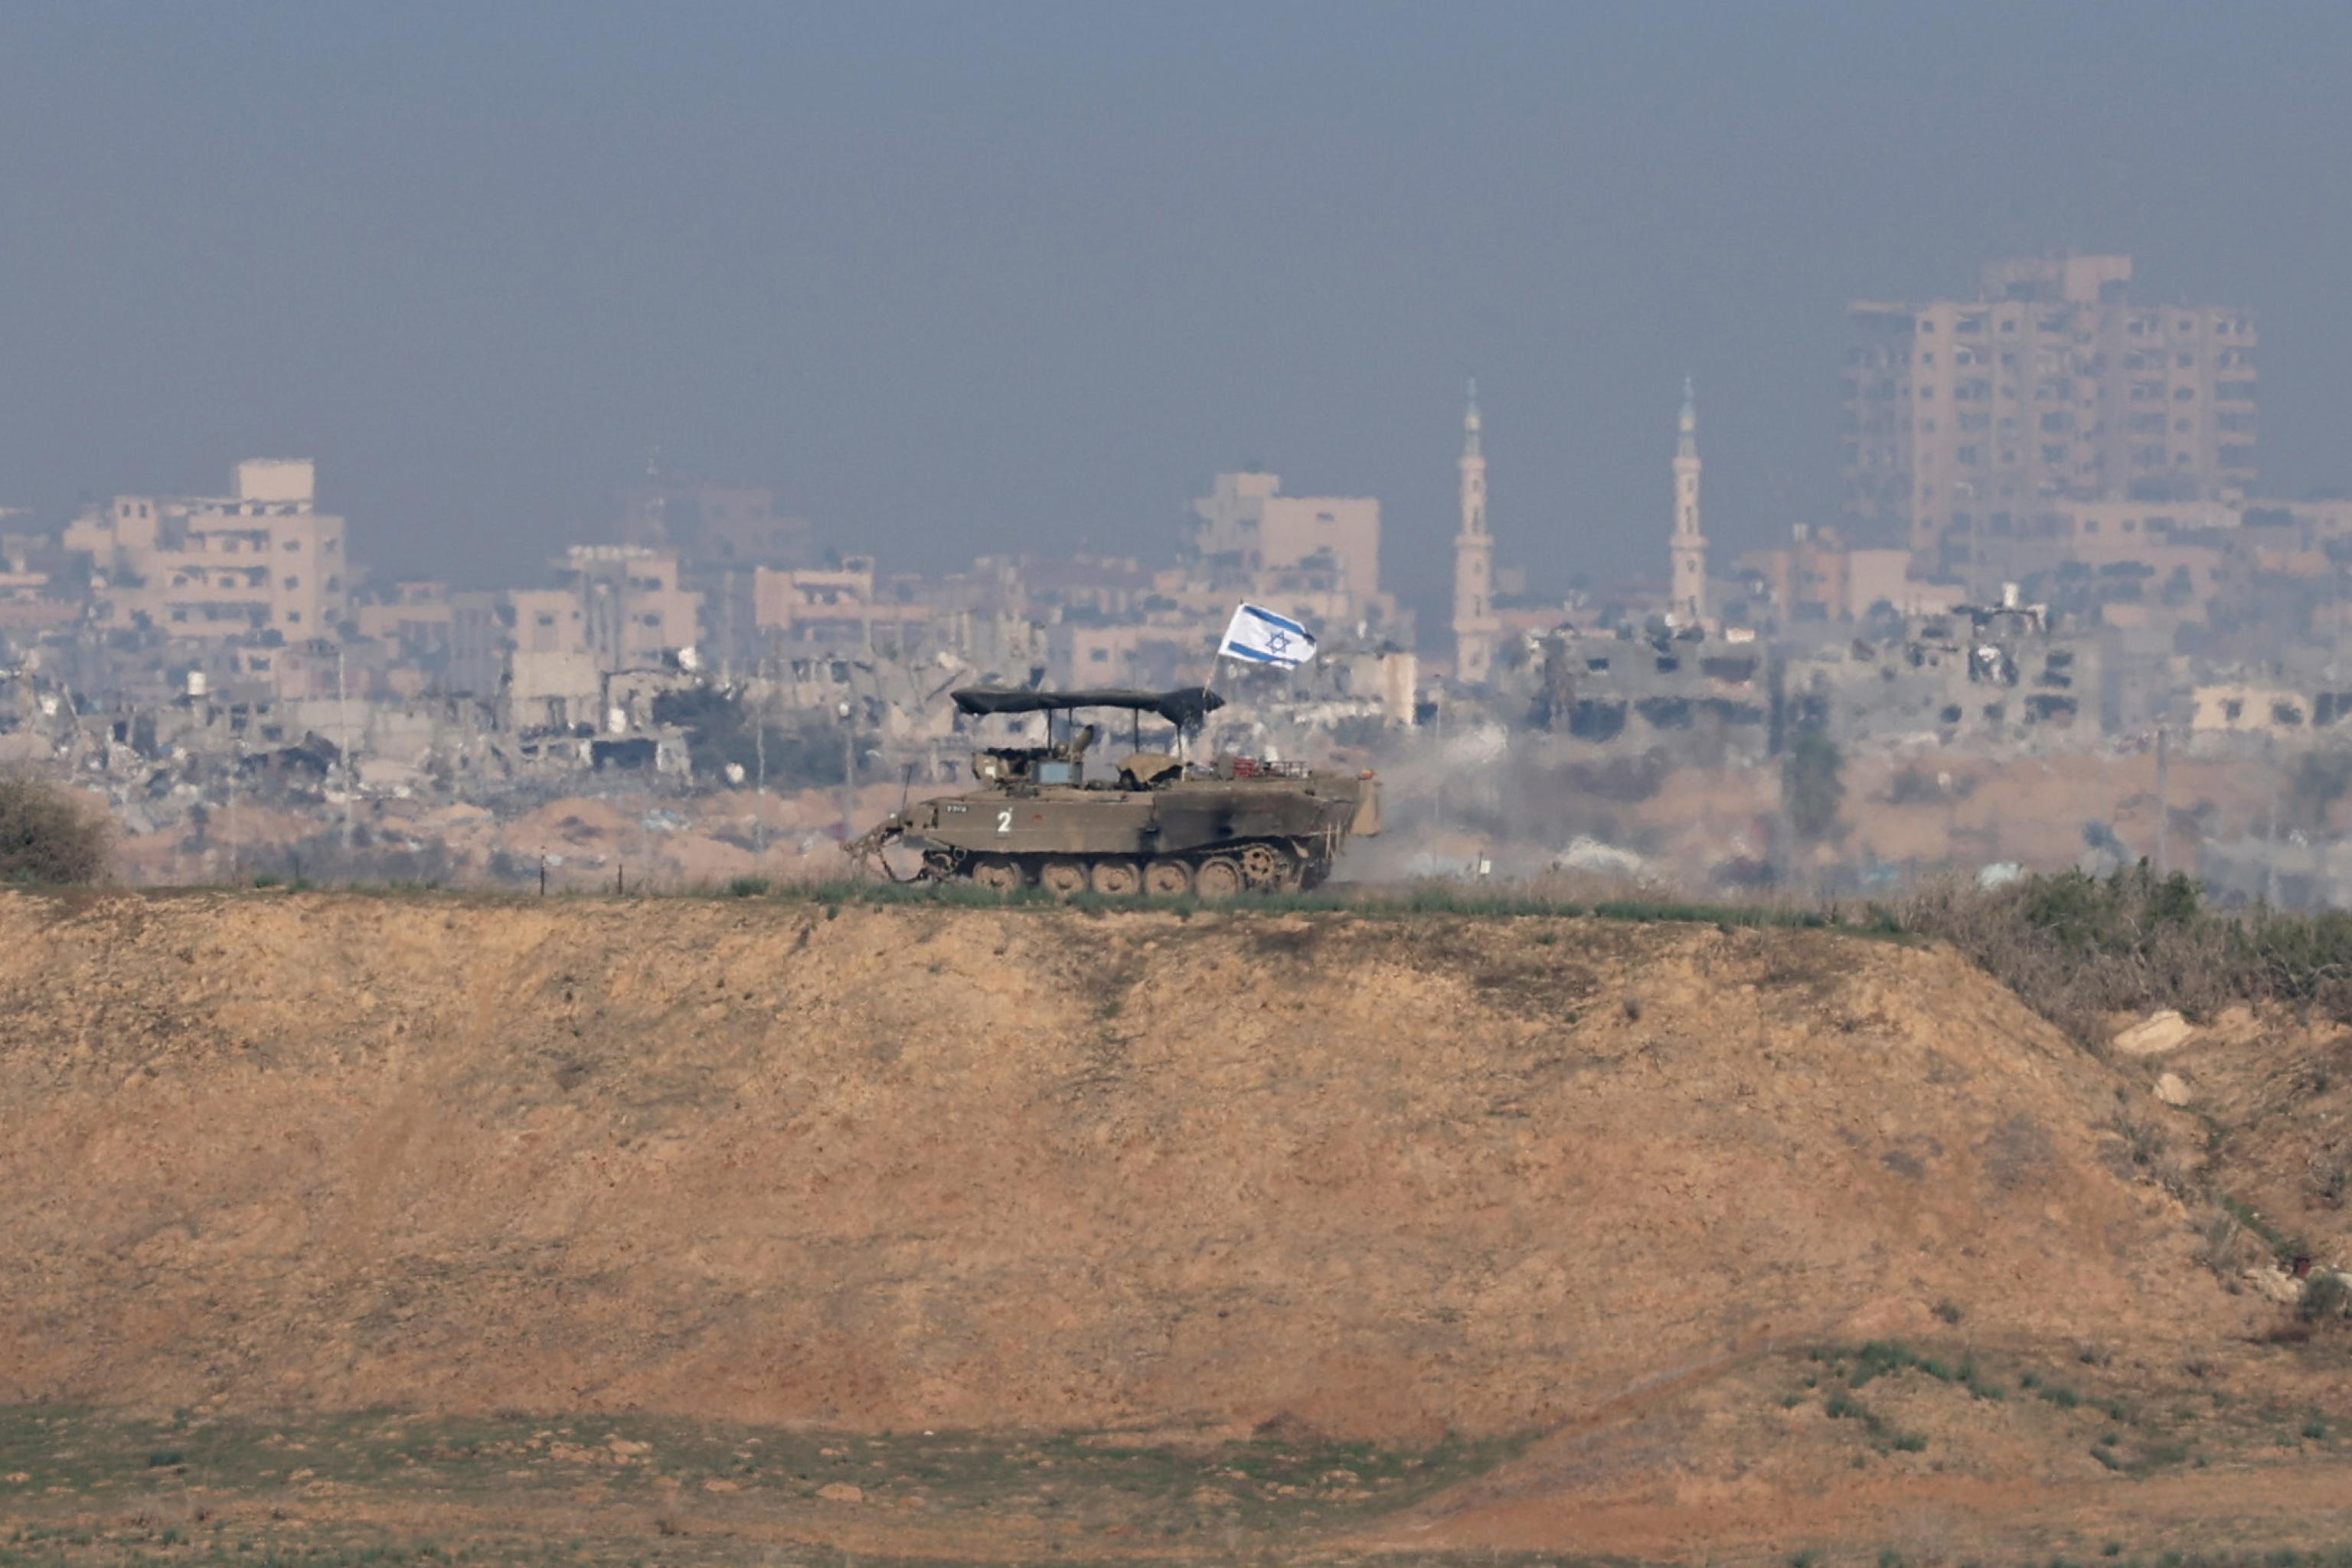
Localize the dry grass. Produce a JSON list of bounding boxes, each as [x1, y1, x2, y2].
[[0, 774, 110, 885]]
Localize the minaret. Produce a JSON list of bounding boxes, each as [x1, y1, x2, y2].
[[1670, 377, 1710, 629], [1452, 380, 1501, 683]]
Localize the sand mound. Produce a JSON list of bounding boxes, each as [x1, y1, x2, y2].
[[0, 893, 2241, 1439]]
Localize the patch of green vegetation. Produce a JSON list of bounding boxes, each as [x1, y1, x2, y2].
[[1907, 861, 2352, 1050], [1849, 1341, 1958, 1388], [24, 869, 1937, 960], [0, 1406, 1539, 1564], [1830, 1341, 2002, 1400], [2007, 1366, 2103, 1413], [1794, 1341, 2035, 1455], [1959, 1356, 2005, 1401], [2301, 1272, 2350, 1322], [115, 874, 1932, 949], [2218, 1194, 2298, 1260], [1817, 1382, 1927, 1455], [773, 878, 1915, 936], [2128, 1439, 2191, 1475]]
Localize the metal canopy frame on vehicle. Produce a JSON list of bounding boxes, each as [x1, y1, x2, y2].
[[949, 687, 1226, 730]]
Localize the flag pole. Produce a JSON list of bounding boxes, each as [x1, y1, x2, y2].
[[1203, 603, 1314, 766], [1186, 650, 1223, 768]]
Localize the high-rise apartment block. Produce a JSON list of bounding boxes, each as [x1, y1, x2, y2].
[[554, 545, 704, 672], [63, 458, 350, 639], [1187, 471, 1393, 628], [442, 545, 704, 720], [1843, 255, 2257, 587], [619, 479, 813, 568]]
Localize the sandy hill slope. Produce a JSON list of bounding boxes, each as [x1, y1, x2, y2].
[[0, 890, 2252, 1449]]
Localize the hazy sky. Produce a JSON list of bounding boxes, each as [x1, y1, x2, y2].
[[3, 2, 2347, 626]]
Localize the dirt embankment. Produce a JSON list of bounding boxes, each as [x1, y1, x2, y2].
[[0, 891, 2253, 1446]]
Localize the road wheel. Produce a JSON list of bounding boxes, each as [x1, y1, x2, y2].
[[1040, 860, 1088, 897], [1144, 859, 1193, 897], [1238, 842, 1289, 889], [1089, 859, 1142, 897], [970, 856, 1022, 893], [1194, 857, 1244, 900]]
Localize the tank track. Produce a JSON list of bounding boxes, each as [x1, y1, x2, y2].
[[926, 838, 1327, 897]]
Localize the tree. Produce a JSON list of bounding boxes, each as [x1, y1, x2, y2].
[[1530, 635, 1579, 733], [648, 686, 849, 786], [0, 774, 111, 884], [1782, 730, 1844, 842], [2289, 750, 2352, 833]]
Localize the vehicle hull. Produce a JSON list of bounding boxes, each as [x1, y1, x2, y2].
[[872, 771, 1377, 892]]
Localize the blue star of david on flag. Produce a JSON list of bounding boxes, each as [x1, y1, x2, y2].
[[1217, 603, 1318, 668]]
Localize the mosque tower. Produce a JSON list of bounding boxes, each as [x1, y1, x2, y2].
[[1451, 381, 1502, 683], [1670, 377, 1710, 629]]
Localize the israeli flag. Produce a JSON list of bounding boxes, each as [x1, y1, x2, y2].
[[1218, 603, 1318, 668]]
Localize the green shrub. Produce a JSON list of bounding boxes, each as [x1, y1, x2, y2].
[[1847, 1339, 1958, 1387], [1903, 862, 2352, 1047], [1958, 1354, 2004, 1400], [1784, 730, 1845, 841]]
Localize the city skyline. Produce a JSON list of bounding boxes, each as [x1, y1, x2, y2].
[[5, 3, 2350, 635]]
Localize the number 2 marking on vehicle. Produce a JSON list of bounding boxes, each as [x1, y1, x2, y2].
[[996, 808, 1013, 835]]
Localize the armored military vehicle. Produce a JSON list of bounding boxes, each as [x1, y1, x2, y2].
[[845, 685, 1379, 896]]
